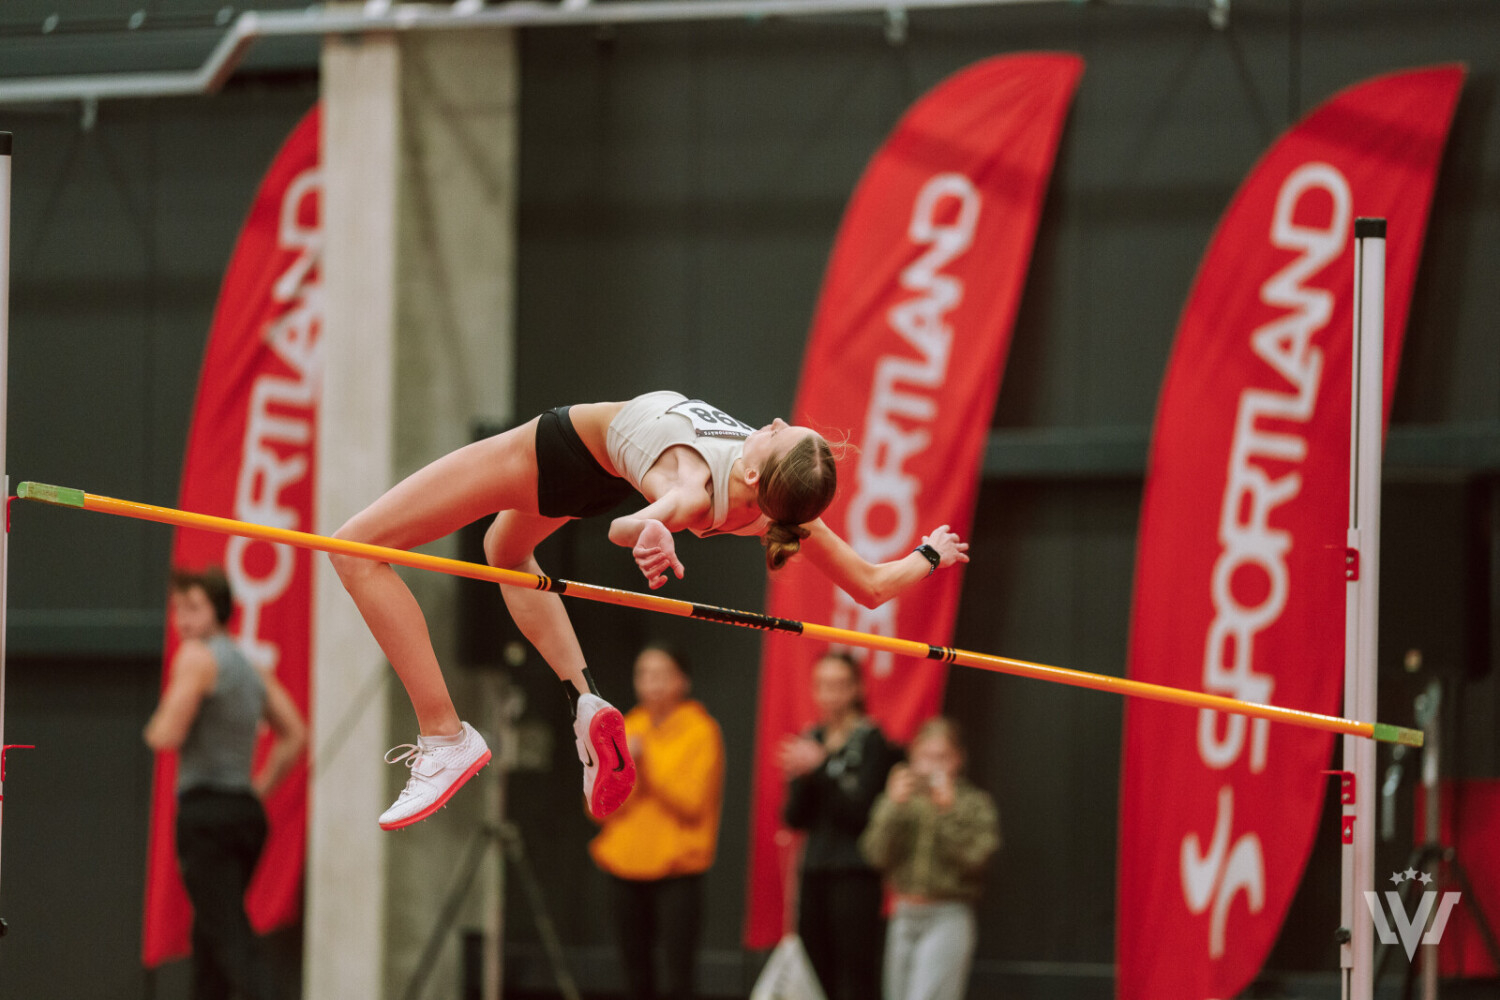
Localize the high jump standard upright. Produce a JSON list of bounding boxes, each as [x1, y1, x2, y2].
[[1343, 216, 1386, 1000]]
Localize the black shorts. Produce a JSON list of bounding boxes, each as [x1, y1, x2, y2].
[[535, 406, 637, 518]]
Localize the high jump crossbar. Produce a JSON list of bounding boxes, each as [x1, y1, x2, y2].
[[15, 480, 1424, 748]]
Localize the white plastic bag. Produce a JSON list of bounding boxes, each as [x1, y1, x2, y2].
[[751, 829, 830, 1000], [749, 933, 829, 1000]]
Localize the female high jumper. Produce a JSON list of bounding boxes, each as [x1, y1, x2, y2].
[[331, 390, 968, 830]]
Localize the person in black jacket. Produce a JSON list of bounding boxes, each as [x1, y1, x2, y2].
[[778, 650, 900, 1000]]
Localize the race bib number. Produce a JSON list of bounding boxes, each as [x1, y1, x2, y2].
[[668, 398, 756, 440]]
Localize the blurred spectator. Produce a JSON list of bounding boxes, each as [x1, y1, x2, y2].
[[860, 717, 1000, 1000], [779, 650, 900, 1000], [144, 568, 307, 1000], [590, 643, 725, 1000]]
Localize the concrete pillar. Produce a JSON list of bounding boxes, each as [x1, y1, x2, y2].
[[309, 28, 400, 1000], [385, 27, 519, 1000], [313, 20, 518, 1000]]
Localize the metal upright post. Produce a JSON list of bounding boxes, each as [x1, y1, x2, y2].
[[1342, 217, 1386, 1000], [1420, 679, 1442, 1000], [0, 132, 13, 923]]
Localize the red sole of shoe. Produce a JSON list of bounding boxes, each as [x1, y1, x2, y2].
[[587, 707, 636, 818], [379, 749, 492, 831]]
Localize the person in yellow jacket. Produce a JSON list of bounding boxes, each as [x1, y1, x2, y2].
[[591, 643, 725, 1000]]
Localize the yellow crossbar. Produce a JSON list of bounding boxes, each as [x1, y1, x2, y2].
[[14, 481, 1423, 747]]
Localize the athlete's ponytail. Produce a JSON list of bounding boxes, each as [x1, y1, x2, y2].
[[763, 520, 811, 570], [757, 434, 837, 570]]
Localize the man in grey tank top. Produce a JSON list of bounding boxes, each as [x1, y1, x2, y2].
[[145, 569, 307, 1000]]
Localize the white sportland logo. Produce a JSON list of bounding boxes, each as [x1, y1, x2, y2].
[[835, 171, 979, 678], [230, 165, 322, 673], [1364, 870, 1462, 961], [1181, 162, 1351, 960]]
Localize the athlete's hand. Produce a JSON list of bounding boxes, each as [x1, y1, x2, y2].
[[921, 524, 970, 570], [632, 519, 685, 590]]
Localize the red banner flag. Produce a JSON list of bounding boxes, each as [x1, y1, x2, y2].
[[744, 53, 1083, 948], [1117, 66, 1464, 999], [142, 104, 321, 966], [1415, 780, 1500, 978]]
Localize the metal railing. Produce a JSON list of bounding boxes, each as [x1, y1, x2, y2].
[[0, 0, 1066, 105]]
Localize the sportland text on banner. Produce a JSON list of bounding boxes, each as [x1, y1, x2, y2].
[[745, 53, 1083, 948], [1117, 67, 1464, 1000], [142, 104, 320, 967]]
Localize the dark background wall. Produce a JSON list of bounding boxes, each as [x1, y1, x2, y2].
[[1, 1, 1498, 997]]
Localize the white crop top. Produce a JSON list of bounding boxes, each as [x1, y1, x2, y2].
[[606, 391, 769, 537]]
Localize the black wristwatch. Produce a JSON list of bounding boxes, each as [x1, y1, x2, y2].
[[914, 543, 941, 575]]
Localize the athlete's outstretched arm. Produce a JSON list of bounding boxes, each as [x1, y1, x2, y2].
[[797, 519, 969, 609]]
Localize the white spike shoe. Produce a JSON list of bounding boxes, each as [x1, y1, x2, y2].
[[574, 694, 636, 818], [379, 721, 491, 831]]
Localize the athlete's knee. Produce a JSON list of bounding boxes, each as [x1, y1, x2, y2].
[[483, 516, 535, 571], [330, 518, 379, 585]]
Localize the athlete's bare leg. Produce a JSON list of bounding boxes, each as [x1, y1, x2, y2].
[[483, 510, 592, 697], [331, 419, 549, 738], [485, 508, 635, 819]]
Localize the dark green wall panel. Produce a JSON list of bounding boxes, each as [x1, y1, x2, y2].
[[2, 1, 1499, 996]]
